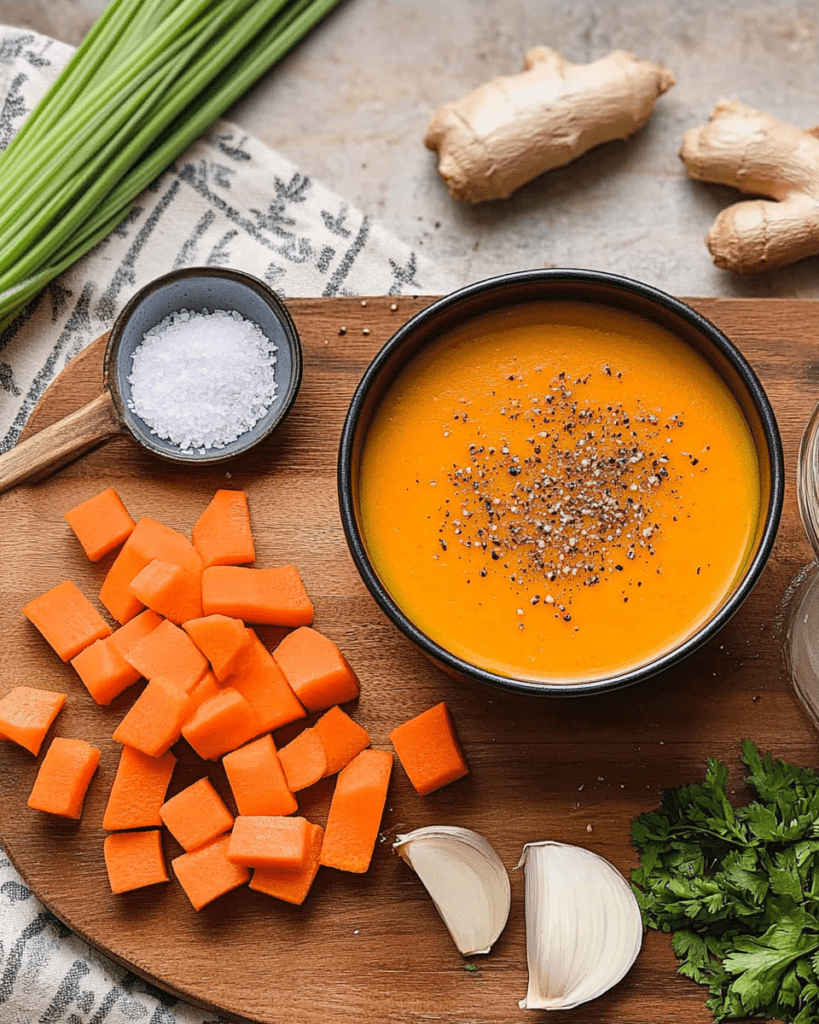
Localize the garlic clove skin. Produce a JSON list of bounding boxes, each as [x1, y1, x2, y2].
[[518, 840, 643, 1010], [394, 826, 511, 956]]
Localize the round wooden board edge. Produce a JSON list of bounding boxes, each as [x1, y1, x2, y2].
[[3, 294, 809, 1024], [5, 326, 289, 1024], [1, 833, 257, 1024], [20, 333, 110, 442]]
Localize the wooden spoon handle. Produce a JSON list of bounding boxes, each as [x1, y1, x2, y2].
[[0, 390, 123, 495]]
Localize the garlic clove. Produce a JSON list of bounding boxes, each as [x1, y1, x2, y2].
[[518, 840, 643, 1010], [394, 826, 511, 956]]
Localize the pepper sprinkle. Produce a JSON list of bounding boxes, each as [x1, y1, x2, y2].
[[432, 366, 708, 617]]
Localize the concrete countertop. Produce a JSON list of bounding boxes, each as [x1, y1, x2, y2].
[[3, 0, 819, 299]]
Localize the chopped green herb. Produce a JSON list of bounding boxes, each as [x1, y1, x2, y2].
[[464, 964, 479, 974], [632, 740, 819, 1022]]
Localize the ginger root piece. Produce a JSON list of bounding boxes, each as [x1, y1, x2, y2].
[[680, 100, 819, 275], [424, 47, 674, 203]]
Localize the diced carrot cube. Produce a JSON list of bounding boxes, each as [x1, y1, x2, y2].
[[104, 830, 168, 893], [192, 490, 255, 568], [100, 516, 202, 624], [122, 619, 208, 693], [225, 631, 305, 734], [172, 834, 250, 910], [0, 686, 66, 756], [72, 640, 135, 706], [389, 702, 469, 796], [23, 580, 112, 662], [181, 687, 259, 760], [27, 737, 100, 819], [222, 734, 297, 817], [278, 727, 327, 792], [320, 749, 393, 873], [250, 823, 324, 905], [273, 626, 360, 712], [128, 559, 203, 625], [108, 608, 163, 657], [64, 487, 136, 562], [314, 706, 370, 776], [112, 678, 189, 757], [182, 614, 253, 680], [201, 565, 313, 626], [103, 746, 176, 830], [72, 602, 162, 708], [227, 815, 311, 870], [160, 777, 233, 852], [98, 544, 146, 625], [182, 671, 222, 723], [72, 609, 163, 706]]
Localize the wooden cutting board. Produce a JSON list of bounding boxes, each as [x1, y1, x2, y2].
[[0, 296, 817, 1024]]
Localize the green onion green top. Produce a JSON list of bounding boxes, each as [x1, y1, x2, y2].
[[0, 0, 342, 330]]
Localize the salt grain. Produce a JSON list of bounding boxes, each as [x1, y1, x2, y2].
[[127, 308, 278, 451]]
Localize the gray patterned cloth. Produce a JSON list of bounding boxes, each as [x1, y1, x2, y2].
[[0, 26, 457, 453], [0, 24, 454, 1024]]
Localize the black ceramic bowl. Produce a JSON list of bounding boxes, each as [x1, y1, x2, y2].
[[105, 267, 302, 465], [338, 270, 784, 697]]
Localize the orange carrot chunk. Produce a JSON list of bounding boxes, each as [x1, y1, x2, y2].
[[122, 619, 209, 693], [27, 737, 100, 819], [225, 631, 305, 734], [192, 490, 255, 568], [222, 734, 297, 817], [64, 487, 136, 562], [160, 777, 234, 852], [278, 727, 327, 792], [182, 671, 222, 723], [250, 823, 324, 905], [112, 678, 189, 757], [272, 626, 360, 712], [201, 565, 314, 626], [172, 834, 250, 911], [72, 608, 163, 706], [389, 702, 469, 796], [108, 608, 163, 658], [100, 516, 203, 624], [98, 544, 147, 625], [320, 749, 393, 874], [0, 686, 66, 756], [182, 614, 253, 680], [314, 706, 371, 776], [103, 746, 176, 831], [23, 580, 112, 662], [71, 639, 136, 706], [128, 559, 203, 625], [227, 815, 311, 870], [181, 687, 259, 760], [104, 830, 169, 893]]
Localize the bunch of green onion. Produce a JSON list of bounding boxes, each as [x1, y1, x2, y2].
[[0, 0, 342, 330]]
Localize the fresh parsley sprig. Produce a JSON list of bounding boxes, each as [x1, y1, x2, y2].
[[632, 741, 819, 1022]]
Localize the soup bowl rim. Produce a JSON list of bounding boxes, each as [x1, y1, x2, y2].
[[337, 268, 785, 697]]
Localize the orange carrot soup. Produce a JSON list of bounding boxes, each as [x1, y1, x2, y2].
[[357, 302, 761, 684]]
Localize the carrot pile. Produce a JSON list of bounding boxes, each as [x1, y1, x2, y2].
[[4, 485, 472, 912]]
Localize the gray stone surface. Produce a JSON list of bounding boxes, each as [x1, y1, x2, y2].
[[3, 0, 819, 297]]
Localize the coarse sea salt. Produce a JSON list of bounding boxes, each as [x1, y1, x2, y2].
[[127, 308, 278, 452]]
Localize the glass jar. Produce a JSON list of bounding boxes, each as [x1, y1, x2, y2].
[[785, 404, 819, 727]]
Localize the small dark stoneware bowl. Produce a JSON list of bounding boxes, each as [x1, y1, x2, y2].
[[105, 267, 302, 465], [338, 269, 785, 697]]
